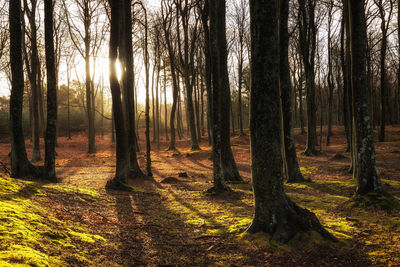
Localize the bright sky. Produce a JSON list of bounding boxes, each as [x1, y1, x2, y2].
[[0, 0, 166, 103]]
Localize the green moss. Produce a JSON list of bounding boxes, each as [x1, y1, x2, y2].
[[0, 175, 106, 266], [0, 245, 62, 266], [44, 183, 100, 198], [68, 230, 105, 243]]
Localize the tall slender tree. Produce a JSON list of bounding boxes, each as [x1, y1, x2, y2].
[[299, 0, 318, 155], [44, 0, 58, 181], [121, 0, 143, 176], [280, 0, 305, 183], [106, 0, 129, 189], [207, 0, 231, 192]]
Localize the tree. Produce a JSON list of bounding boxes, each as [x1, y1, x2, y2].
[[246, 0, 333, 242], [106, 0, 130, 189], [62, 0, 107, 154], [44, 0, 58, 181], [231, 0, 248, 137], [374, 0, 394, 142], [120, 0, 143, 176], [326, 0, 334, 146], [280, 0, 305, 183], [299, 0, 318, 155], [23, 0, 41, 162], [175, 0, 201, 150], [347, 0, 387, 197], [9, 0, 40, 178], [161, 0, 179, 151], [207, 0, 231, 192]]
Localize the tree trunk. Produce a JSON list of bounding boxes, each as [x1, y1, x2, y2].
[[299, 0, 318, 155], [348, 0, 385, 196], [340, 12, 351, 152], [247, 0, 333, 243], [9, 0, 40, 178], [24, 0, 41, 162], [84, 2, 95, 154], [164, 70, 169, 141], [280, 0, 305, 183], [120, 0, 143, 176], [44, 0, 58, 181], [107, 0, 129, 189], [326, 0, 334, 146], [208, 0, 231, 192]]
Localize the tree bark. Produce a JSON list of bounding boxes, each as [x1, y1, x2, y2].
[[299, 0, 318, 155], [9, 0, 40, 178], [347, 0, 385, 195], [44, 0, 58, 181], [280, 0, 305, 183], [107, 0, 129, 188], [121, 0, 143, 176], [247, 0, 333, 243], [208, 0, 231, 192]]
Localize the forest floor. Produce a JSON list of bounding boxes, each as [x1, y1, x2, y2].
[[0, 126, 400, 266]]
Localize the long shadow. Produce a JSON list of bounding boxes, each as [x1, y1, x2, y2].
[[186, 157, 213, 171], [106, 189, 145, 266]]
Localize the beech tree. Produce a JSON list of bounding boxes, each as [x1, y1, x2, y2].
[[346, 0, 388, 197], [246, 0, 333, 242]]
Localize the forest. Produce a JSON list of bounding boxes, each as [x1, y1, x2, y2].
[[0, 0, 400, 266]]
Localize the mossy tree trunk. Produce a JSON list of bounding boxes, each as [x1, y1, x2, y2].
[[44, 0, 58, 181], [246, 0, 334, 243], [347, 0, 386, 196], [9, 0, 40, 179]]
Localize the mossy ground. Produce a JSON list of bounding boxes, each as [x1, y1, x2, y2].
[[0, 126, 399, 265]]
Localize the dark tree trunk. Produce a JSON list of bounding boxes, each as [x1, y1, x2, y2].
[[208, 0, 231, 192], [298, 64, 306, 135], [162, 19, 179, 150], [44, 0, 58, 181], [151, 64, 156, 143], [299, 0, 318, 155], [340, 11, 351, 152], [120, 0, 143, 176], [24, 0, 41, 162], [84, 2, 95, 154], [107, 0, 129, 189], [280, 0, 305, 183], [247, 0, 333, 243], [398, 0, 400, 124], [9, 0, 39, 178], [377, 0, 390, 142], [326, 0, 334, 147], [199, 0, 213, 146], [164, 70, 169, 141], [347, 0, 385, 196]]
